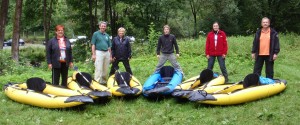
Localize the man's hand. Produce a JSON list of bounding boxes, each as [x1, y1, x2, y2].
[[48, 64, 52, 70], [206, 55, 210, 59], [92, 54, 96, 61], [69, 62, 73, 68], [222, 54, 226, 58], [273, 54, 278, 60], [251, 53, 255, 60], [111, 57, 116, 62]]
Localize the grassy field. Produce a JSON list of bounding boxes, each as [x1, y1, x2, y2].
[[0, 34, 300, 125]]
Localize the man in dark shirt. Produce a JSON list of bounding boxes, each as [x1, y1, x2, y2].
[[155, 25, 183, 74], [252, 17, 280, 79], [109, 27, 133, 76]]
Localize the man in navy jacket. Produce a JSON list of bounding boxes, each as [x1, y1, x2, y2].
[[109, 27, 133, 76], [252, 17, 280, 79]]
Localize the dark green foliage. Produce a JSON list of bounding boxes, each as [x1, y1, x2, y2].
[[147, 22, 161, 54], [0, 50, 13, 74], [19, 47, 45, 67], [72, 39, 91, 62]]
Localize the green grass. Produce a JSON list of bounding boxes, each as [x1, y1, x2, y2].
[[1, 34, 300, 124]]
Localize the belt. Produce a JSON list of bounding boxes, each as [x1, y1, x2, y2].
[[97, 50, 108, 52]]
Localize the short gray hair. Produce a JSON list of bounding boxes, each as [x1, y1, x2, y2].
[[98, 21, 107, 26], [261, 17, 270, 22]]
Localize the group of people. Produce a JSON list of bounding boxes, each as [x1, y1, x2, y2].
[[46, 17, 280, 86]]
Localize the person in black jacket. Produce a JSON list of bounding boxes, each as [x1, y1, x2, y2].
[[46, 25, 73, 86], [109, 27, 133, 76], [251, 17, 280, 79], [155, 25, 183, 74]]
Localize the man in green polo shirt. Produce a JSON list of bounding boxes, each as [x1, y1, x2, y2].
[[91, 21, 112, 84]]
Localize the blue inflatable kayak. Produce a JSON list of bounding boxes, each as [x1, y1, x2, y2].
[[143, 66, 183, 96]]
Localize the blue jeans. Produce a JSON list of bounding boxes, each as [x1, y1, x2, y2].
[[207, 56, 228, 81]]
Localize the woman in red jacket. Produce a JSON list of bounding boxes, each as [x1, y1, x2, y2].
[[205, 22, 228, 82]]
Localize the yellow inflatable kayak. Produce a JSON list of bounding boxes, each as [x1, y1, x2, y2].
[[172, 69, 225, 98], [71, 71, 112, 97], [67, 76, 111, 99], [3, 78, 93, 108], [107, 72, 142, 96], [188, 74, 287, 105]]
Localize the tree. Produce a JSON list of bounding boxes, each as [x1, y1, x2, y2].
[[88, 0, 94, 37], [22, 0, 43, 39], [43, 0, 54, 45], [188, 0, 203, 37], [0, 0, 9, 49], [11, 0, 23, 62]]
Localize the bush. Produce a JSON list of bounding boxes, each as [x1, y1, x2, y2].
[[0, 50, 13, 75], [72, 39, 91, 62], [147, 22, 161, 54], [19, 47, 46, 67]]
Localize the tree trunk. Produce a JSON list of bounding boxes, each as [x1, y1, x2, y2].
[[43, 0, 48, 46], [189, 0, 198, 38], [44, 0, 53, 47], [94, 0, 98, 34], [109, 0, 117, 37], [89, 0, 94, 38], [12, 0, 23, 62], [104, 0, 109, 21], [193, 12, 197, 37], [165, 10, 169, 25], [0, 0, 9, 49]]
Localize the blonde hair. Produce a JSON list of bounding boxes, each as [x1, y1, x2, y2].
[[163, 25, 170, 30], [118, 27, 126, 33]]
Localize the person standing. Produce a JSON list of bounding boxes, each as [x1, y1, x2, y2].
[[205, 22, 229, 82], [46, 25, 73, 87], [91, 21, 112, 84], [109, 27, 133, 76], [252, 17, 280, 79], [155, 25, 183, 74]]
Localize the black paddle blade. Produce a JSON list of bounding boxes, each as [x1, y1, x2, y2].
[[144, 87, 170, 95], [172, 90, 193, 98], [65, 95, 94, 103], [188, 90, 216, 101], [243, 73, 260, 88], [199, 69, 214, 84], [88, 91, 112, 98], [131, 88, 141, 95], [116, 86, 135, 95]]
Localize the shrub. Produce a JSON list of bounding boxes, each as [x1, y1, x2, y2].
[[72, 39, 91, 62], [19, 47, 46, 67], [0, 50, 13, 75], [147, 22, 161, 54]]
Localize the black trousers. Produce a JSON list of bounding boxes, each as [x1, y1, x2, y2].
[[253, 56, 274, 79], [52, 62, 68, 87], [109, 59, 133, 76]]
